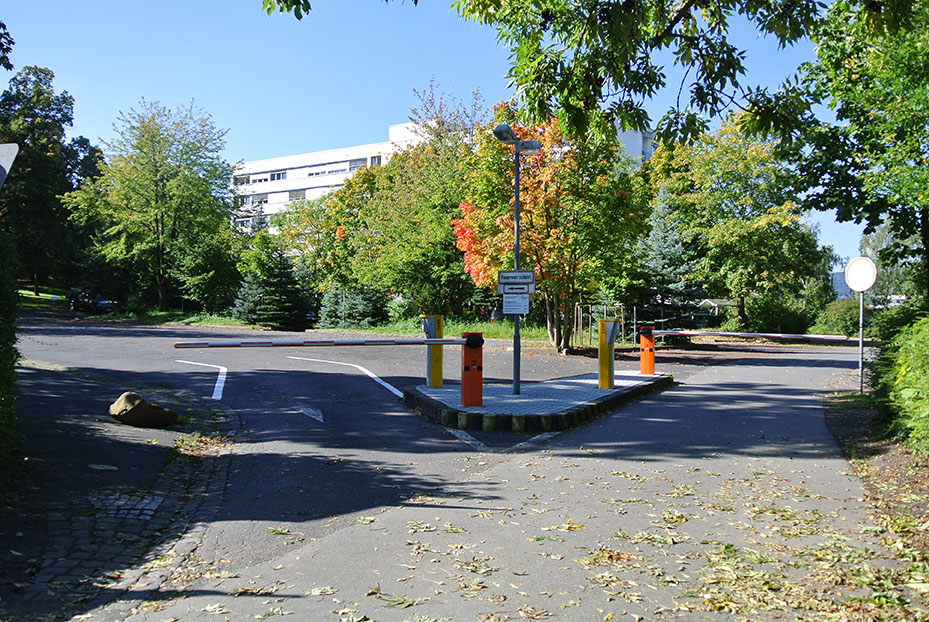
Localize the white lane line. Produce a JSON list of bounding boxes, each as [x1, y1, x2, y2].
[[287, 356, 403, 398], [507, 431, 562, 452], [287, 356, 490, 452], [445, 428, 491, 453], [299, 405, 324, 423], [176, 360, 227, 400]]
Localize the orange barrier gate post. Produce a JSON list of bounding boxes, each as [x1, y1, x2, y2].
[[639, 326, 655, 375], [461, 333, 484, 407]]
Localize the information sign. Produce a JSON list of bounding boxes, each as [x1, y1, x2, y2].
[[503, 294, 529, 315]]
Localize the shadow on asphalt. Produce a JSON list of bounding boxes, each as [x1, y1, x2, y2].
[[2, 312, 868, 621]]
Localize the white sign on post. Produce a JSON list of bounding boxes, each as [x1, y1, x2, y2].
[[503, 294, 529, 315], [845, 256, 877, 292], [0, 143, 19, 190]]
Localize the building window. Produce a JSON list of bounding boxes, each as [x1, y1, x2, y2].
[[270, 171, 287, 181], [249, 193, 268, 206], [288, 189, 305, 202], [370, 155, 382, 167], [348, 158, 367, 172], [233, 175, 249, 186]]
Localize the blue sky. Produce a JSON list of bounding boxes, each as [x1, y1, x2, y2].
[[2, 0, 863, 262]]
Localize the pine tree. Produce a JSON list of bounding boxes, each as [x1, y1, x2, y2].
[[640, 187, 692, 305]]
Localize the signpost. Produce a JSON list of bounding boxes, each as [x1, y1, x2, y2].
[[498, 269, 535, 395], [845, 256, 878, 394]]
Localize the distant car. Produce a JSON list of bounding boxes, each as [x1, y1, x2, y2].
[[68, 291, 114, 314]]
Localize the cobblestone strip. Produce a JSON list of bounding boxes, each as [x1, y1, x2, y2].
[[20, 402, 239, 620]]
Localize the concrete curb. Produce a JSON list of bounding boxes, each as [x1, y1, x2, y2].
[[403, 374, 673, 433]]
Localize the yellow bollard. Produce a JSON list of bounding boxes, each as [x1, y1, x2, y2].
[[420, 315, 444, 387], [598, 318, 619, 389]]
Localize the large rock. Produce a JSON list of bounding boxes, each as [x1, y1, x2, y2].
[[109, 392, 178, 428]]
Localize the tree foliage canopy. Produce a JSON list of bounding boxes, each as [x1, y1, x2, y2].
[[650, 115, 831, 327], [780, 0, 929, 303], [63, 100, 237, 309], [456, 102, 645, 349], [262, 0, 916, 143], [0, 66, 101, 288]]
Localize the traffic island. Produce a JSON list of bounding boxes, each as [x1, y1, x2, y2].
[[403, 372, 672, 433]]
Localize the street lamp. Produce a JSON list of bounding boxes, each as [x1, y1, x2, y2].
[[493, 123, 541, 395]]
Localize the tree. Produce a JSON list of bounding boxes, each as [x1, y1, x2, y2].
[[456, 103, 645, 351], [64, 100, 235, 310], [275, 83, 486, 318], [263, 1, 915, 142], [0, 21, 14, 71], [780, 0, 929, 305], [650, 115, 831, 328], [0, 66, 100, 291], [232, 233, 309, 330], [639, 186, 693, 305]]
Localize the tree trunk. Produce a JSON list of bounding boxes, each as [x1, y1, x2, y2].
[[920, 207, 929, 309], [736, 294, 748, 328]]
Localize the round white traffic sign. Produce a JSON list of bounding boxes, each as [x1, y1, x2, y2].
[[845, 256, 877, 292]]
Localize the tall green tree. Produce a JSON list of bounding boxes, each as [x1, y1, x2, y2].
[[275, 84, 486, 317], [639, 186, 692, 305], [779, 0, 929, 305], [650, 115, 831, 328], [0, 66, 100, 291], [64, 100, 236, 310]]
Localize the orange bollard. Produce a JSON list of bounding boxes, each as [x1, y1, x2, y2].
[[639, 326, 655, 375], [461, 333, 484, 407]]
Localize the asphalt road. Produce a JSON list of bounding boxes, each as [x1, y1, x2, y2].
[[11, 311, 886, 621]]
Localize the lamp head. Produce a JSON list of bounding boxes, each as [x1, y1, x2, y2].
[[492, 123, 518, 145], [518, 140, 541, 155]]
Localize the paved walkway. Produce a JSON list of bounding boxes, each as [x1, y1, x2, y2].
[[5, 345, 924, 621], [419, 372, 661, 415]]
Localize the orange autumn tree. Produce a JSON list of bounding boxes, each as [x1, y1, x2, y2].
[[455, 103, 646, 351]]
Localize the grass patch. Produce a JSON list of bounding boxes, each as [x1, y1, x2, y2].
[[17, 289, 69, 309], [328, 317, 551, 342]]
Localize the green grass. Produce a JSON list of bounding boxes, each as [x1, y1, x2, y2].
[[326, 317, 551, 342], [109, 309, 247, 327], [17, 288, 70, 309]]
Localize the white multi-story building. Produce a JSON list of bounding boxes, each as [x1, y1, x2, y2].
[[233, 122, 652, 227], [618, 128, 655, 161], [232, 122, 420, 225]]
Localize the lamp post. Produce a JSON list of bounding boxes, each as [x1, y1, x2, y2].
[[493, 123, 541, 395]]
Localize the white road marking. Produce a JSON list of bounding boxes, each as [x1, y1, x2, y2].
[[287, 356, 403, 398], [176, 360, 227, 400], [507, 431, 562, 452], [444, 428, 491, 453], [286, 356, 489, 453], [299, 405, 324, 423]]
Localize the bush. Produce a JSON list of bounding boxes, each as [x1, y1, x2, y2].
[[810, 298, 861, 336], [720, 293, 809, 334], [319, 284, 389, 328], [880, 315, 929, 450], [231, 248, 309, 331], [0, 233, 18, 475]]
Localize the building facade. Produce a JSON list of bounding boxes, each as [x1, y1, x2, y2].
[[232, 122, 652, 227], [232, 122, 420, 226]]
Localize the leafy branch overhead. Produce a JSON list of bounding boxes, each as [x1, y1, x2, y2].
[[262, 0, 918, 142]]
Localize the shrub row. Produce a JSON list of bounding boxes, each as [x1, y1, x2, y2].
[[876, 314, 929, 450]]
